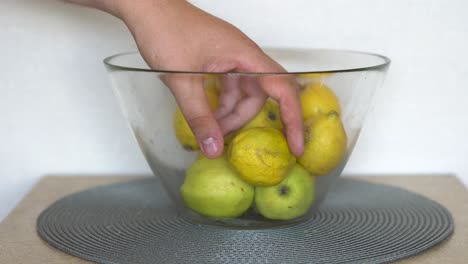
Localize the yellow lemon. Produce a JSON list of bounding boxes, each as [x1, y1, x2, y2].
[[300, 83, 341, 120], [224, 99, 283, 146], [297, 73, 333, 88], [241, 98, 283, 132], [173, 86, 219, 150], [227, 127, 295, 187], [204, 74, 222, 95], [298, 111, 347, 175], [299, 73, 334, 79]]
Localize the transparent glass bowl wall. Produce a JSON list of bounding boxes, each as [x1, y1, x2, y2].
[[104, 49, 390, 229]]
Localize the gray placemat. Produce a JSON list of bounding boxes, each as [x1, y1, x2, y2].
[[37, 177, 454, 264]]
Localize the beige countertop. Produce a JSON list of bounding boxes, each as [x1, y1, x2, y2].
[[0, 175, 466, 263]]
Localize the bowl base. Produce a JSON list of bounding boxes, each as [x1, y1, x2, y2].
[[178, 204, 323, 230]]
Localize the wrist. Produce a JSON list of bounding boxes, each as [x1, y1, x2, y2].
[[67, 0, 125, 17], [116, 0, 186, 23]]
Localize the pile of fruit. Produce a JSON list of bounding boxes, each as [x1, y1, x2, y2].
[[173, 75, 347, 220]]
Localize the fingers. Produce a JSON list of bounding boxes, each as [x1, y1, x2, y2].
[[217, 76, 267, 134], [259, 74, 304, 156], [214, 75, 242, 119], [165, 74, 224, 158], [243, 53, 304, 156]]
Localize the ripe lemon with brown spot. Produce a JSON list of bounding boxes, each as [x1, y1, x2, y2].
[[298, 111, 347, 175], [224, 99, 283, 146], [300, 83, 341, 120], [298, 72, 334, 79], [173, 86, 219, 150], [227, 127, 295, 187], [297, 73, 334, 88], [240, 98, 283, 132], [204, 74, 222, 95]]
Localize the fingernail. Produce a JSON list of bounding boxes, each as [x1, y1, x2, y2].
[[201, 137, 219, 157]]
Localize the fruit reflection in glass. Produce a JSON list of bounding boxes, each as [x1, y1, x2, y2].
[[104, 49, 390, 228]]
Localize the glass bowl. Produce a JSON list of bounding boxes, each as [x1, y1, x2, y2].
[[104, 48, 390, 229]]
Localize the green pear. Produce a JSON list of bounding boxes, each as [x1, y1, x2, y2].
[[255, 164, 315, 220], [180, 154, 254, 218]]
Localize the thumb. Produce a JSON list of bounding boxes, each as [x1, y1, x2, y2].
[[166, 74, 224, 158]]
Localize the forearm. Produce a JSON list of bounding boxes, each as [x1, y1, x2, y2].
[[64, 0, 304, 157], [65, 0, 123, 16], [65, 0, 181, 20]]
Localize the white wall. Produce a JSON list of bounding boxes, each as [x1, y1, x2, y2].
[[1, 0, 467, 221]]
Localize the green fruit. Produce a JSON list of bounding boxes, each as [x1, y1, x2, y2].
[[180, 154, 254, 218], [255, 165, 315, 220]]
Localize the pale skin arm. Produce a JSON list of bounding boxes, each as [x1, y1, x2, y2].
[[67, 0, 304, 158]]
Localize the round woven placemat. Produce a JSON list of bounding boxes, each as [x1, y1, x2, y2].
[[37, 178, 453, 264]]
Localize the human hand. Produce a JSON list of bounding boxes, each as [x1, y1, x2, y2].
[[69, 0, 304, 158]]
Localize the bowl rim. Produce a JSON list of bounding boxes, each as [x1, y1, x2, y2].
[[103, 48, 391, 75]]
